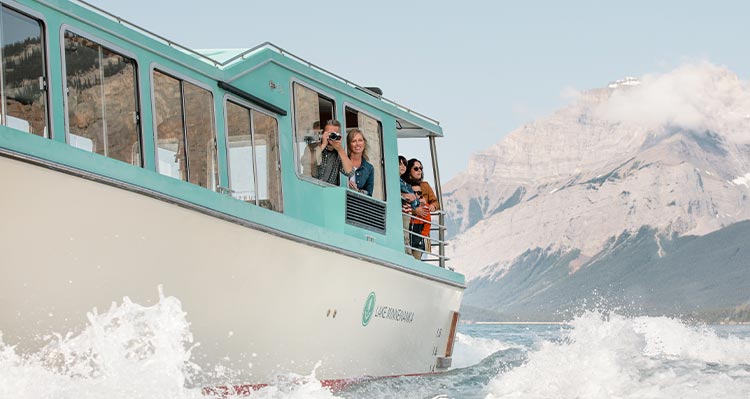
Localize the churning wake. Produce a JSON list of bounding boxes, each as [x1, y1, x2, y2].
[[0, 289, 338, 399], [2, 292, 749, 399], [484, 312, 750, 399]]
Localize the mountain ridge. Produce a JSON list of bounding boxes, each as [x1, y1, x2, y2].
[[462, 220, 750, 321], [446, 63, 750, 282], [445, 63, 750, 320]]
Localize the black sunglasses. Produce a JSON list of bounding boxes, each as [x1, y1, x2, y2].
[[414, 190, 423, 197], [412, 166, 423, 171]]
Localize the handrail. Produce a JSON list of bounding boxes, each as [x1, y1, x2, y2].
[[75, 0, 221, 67], [428, 136, 446, 268], [234, 43, 441, 126], [407, 212, 446, 229], [403, 211, 449, 266], [72, 1, 441, 127]]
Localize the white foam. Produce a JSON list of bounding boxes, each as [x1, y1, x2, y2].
[[0, 289, 339, 399], [485, 312, 750, 399], [452, 332, 516, 369], [247, 370, 340, 399]]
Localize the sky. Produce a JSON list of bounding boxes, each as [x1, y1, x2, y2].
[[85, 0, 750, 182]]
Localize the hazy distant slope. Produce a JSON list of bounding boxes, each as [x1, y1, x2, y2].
[[463, 220, 750, 321]]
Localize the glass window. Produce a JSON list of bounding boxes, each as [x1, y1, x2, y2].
[[184, 82, 218, 189], [152, 71, 185, 179], [1, 6, 47, 136], [64, 31, 140, 165], [226, 100, 282, 212], [292, 82, 334, 179], [102, 47, 139, 164], [152, 70, 218, 189], [226, 101, 254, 201], [252, 110, 281, 211], [345, 106, 385, 201]]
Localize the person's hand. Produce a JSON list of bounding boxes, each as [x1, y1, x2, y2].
[[348, 180, 357, 189], [428, 204, 436, 212], [320, 131, 330, 148], [329, 137, 343, 152], [403, 193, 416, 202], [414, 207, 428, 218]]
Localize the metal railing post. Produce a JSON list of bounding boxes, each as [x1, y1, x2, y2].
[[428, 136, 446, 268]]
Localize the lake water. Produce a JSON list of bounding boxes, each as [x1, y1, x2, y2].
[[2, 294, 749, 398]]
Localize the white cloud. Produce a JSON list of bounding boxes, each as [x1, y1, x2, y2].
[[594, 62, 750, 133], [560, 85, 581, 101]]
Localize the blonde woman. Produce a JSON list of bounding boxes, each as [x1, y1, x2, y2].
[[346, 129, 374, 196]]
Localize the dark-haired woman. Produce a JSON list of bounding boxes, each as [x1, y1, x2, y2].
[[401, 158, 439, 213], [401, 158, 440, 259]]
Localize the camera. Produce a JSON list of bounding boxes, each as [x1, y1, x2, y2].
[[328, 132, 341, 141]]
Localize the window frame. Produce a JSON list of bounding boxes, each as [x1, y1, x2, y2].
[[223, 93, 283, 210], [0, 3, 51, 138], [60, 24, 143, 165], [289, 78, 339, 187], [343, 102, 387, 202], [149, 63, 218, 187]]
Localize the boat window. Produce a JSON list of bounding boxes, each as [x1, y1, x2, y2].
[[292, 82, 334, 181], [345, 106, 386, 201], [64, 31, 140, 165], [225, 100, 282, 212], [184, 81, 218, 189], [152, 69, 218, 190], [1, 6, 48, 137], [252, 110, 282, 211]]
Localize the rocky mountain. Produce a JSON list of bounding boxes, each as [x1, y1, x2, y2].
[[465, 221, 750, 321], [444, 63, 750, 319]]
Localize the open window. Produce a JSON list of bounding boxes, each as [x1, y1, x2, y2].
[[1, 6, 48, 137], [225, 99, 282, 212], [345, 106, 385, 201], [64, 30, 140, 165], [292, 82, 335, 182], [396, 117, 451, 267], [152, 69, 218, 189]]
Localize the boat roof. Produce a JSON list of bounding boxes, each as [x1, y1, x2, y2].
[[71, 0, 442, 137], [193, 48, 257, 65]]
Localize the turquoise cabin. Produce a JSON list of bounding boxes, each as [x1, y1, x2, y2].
[[0, 0, 463, 286]]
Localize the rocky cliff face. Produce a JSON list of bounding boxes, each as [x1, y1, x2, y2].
[[445, 63, 750, 282]]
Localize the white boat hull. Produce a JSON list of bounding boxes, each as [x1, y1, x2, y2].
[[0, 154, 463, 385]]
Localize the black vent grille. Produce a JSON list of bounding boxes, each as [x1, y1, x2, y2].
[[345, 191, 386, 234]]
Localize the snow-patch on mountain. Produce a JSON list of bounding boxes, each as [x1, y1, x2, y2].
[[445, 63, 750, 281]]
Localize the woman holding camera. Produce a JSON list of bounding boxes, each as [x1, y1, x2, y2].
[[346, 129, 374, 196]]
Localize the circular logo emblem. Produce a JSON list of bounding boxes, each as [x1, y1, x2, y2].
[[362, 292, 376, 326]]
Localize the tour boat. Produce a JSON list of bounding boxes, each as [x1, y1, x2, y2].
[[0, 0, 464, 390]]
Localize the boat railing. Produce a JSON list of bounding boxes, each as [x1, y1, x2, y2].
[[237, 45, 441, 127], [74, 0, 223, 67], [403, 210, 449, 268], [73, 0, 440, 128]]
